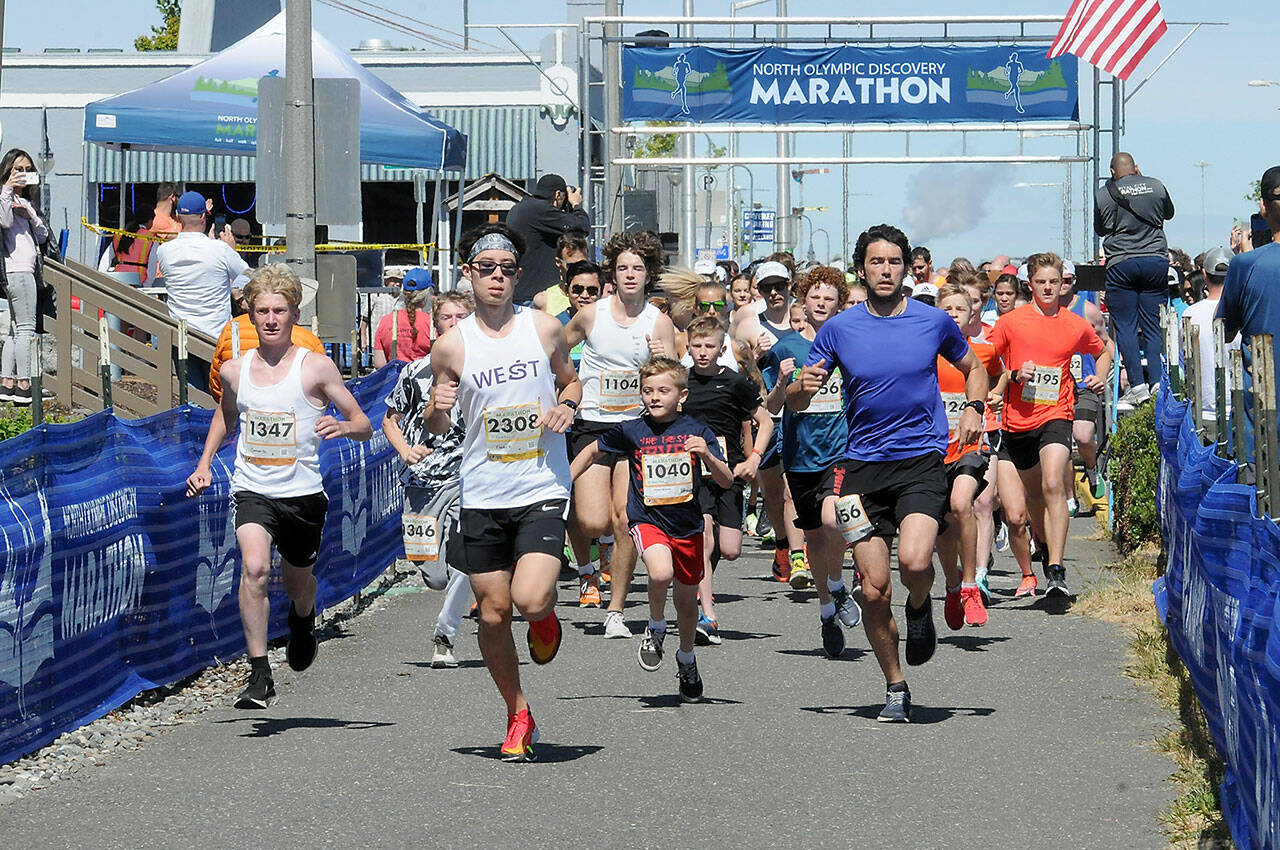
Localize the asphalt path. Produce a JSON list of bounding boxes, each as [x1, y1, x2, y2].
[[0, 515, 1172, 849]]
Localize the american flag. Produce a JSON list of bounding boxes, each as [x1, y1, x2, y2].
[[1047, 0, 1168, 81]]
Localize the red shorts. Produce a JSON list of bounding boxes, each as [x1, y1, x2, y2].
[[629, 523, 704, 586]]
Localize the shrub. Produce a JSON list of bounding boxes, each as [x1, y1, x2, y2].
[[0, 407, 75, 442], [1110, 401, 1161, 553]]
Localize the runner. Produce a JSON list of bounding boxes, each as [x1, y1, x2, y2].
[[790, 224, 989, 722], [1059, 269, 1111, 512], [766, 266, 861, 659], [565, 230, 675, 634], [558, 260, 603, 371], [425, 223, 580, 761], [982, 272, 1022, 324], [934, 284, 1005, 629], [987, 253, 1112, 599], [186, 263, 373, 709], [734, 260, 807, 586], [569, 357, 732, 701], [730, 272, 755, 311], [683, 316, 772, 644], [382, 291, 475, 668], [660, 269, 742, 373]]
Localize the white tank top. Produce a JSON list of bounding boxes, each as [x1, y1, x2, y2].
[[457, 307, 570, 509], [578, 296, 661, 423], [231, 348, 325, 498]]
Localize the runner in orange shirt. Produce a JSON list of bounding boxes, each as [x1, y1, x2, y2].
[[987, 253, 1112, 598], [934, 284, 1004, 628]]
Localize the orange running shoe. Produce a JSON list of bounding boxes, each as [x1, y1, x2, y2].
[[599, 541, 613, 584], [526, 612, 562, 665], [578, 573, 602, 608], [1014, 574, 1038, 598], [500, 708, 539, 762], [944, 589, 964, 630], [772, 549, 791, 583], [961, 585, 988, 627]]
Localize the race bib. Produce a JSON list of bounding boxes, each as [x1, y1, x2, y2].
[[941, 392, 967, 432], [1069, 354, 1083, 382], [642, 451, 694, 506], [700, 436, 728, 477], [807, 368, 844, 415], [483, 401, 544, 462], [402, 512, 440, 562], [599, 369, 642, 413], [835, 493, 873, 544], [1020, 365, 1062, 406], [242, 409, 297, 466]]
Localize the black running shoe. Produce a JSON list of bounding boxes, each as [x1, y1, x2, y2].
[[904, 597, 937, 667], [820, 613, 845, 659], [286, 605, 318, 672], [677, 658, 704, 703], [235, 668, 276, 709], [877, 684, 912, 723], [1045, 566, 1070, 598]]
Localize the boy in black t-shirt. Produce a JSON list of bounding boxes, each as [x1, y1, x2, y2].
[[569, 357, 734, 702], [683, 317, 772, 645]]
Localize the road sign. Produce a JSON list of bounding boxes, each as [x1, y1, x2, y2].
[[701, 173, 717, 192], [742, 208, 775, 243]]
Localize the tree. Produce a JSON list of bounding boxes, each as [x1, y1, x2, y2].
[[135, 0, 181, 51], [634, 122, 678, 160]]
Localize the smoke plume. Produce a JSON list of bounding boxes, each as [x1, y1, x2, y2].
[[901, 164, 1008, 245]]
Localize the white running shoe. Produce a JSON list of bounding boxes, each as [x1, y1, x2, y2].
[[603, 610, 633, 639]]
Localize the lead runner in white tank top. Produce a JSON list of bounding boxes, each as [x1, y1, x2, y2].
[[456, 307, 571, 510], [577, 295, 661, 423], [231, 347, 326, 497]]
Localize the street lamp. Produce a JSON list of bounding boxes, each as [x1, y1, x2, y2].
[[37, 106, 55, 222], [1193, 161, 1211, 250], [811, 227, 831, 263]]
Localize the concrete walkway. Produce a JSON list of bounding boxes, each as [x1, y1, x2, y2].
[[0, 516, 1172, 849]]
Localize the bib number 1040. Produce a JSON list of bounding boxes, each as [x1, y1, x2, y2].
[[642, 452, 693, 505]]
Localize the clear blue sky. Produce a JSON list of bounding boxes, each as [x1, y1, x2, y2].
[[4, 1, 1273, 264]]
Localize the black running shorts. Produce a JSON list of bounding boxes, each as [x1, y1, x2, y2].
[[568, 419, 623, 467], [1002, 419, 1073, 471], [785, 466, 839, 531], [454, 499, 569, 574], [834, 451, 948, 541], [945, 452, 990, 500], [697, 480, 744, 530], [1073, 387, 1104, 425], [232, 490, 328, 569]]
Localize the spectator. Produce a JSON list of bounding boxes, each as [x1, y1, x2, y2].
[[532, 231, 590, 314], [1094, 151, 1175, 408], [504, 173, 590, 305], [374, 268, 434, 367], [0, 148, 51, 407], [151, 182, 181, 239], [1185, 247, 1237, 439], [1218, 165, 1280, 456], [910, 246, 933, 287], [155, 190, 249, 394], [97, 212, 155, 285]]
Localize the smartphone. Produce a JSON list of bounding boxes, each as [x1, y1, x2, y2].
[[214, 214, 227, 230], [1251, 213, 1272, 248], [21, 172, 40, 187]]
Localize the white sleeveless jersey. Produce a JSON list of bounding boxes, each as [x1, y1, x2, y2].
[[231, 347, 325, 498], [578, 296, 661, 423], [456, 307, 570, 509]]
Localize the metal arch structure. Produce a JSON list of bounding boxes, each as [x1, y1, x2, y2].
[[577, 13, 1219, 264]]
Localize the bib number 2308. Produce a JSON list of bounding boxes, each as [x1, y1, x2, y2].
[[484, 402, 544, 462], [835, 493, 873, 544]]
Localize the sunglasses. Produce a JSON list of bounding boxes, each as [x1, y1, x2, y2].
[[570, 284, 600, 296], [697, 299, 727, 311], [471, 260, 518, 277], [758, 281, 788, 293]]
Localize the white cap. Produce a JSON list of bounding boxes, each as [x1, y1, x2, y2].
[[693, 258, 716, 275], [1062, 259, 1076, 277], [754, 260, 791, 283], [712, 264, 728, 282], [1016, 263, 1029, 282], [913, 282, 939, 298]]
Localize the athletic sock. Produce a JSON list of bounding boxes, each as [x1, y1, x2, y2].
[[599, 534, 614, 545], [249, 655, 271, 675], [528, 612, 558, 644], [676, 648, 695, 665], [789, 548, 805, 560], [648, 618, 667, 634], [827, 577, 845, 593], [819, 601, 836, 619], [961, 581, 978, 589], [887, 680, 908, 693], [576, 560, 597, 578]]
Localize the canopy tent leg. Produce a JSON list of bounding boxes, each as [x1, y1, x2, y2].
[[427, 171, 442, 270], [451, 172, 466, 289], [118, 145, 127, 231]]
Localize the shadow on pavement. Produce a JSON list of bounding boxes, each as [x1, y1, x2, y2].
[[1030, 595, 1075, 616], [556, 692, 744, 708], [774, 647, 871, 662], [800, 704, 995, 725], [403, 660, 487, 670], [938, 634, 1012, 652], [215, 717, 395, 738], [451, 744, 604, 763]]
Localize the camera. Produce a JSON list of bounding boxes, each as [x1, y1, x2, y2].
[[20, 172, 40, 187]]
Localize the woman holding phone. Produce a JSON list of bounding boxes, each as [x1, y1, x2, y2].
[[0, 148, 49, 407]]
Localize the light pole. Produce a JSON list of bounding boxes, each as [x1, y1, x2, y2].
[[727, 164, 755, 260], [1187, 160, 1208, 249], [811, 227, 831, 263], [37, 106, 54, 221]]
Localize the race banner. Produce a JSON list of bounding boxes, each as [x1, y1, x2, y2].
[[622, 45, 1078, 124]]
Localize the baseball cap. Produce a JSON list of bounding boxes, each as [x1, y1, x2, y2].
[[1261, 166, 1280, 202], [1002, 264, 1019, 276], [693, 258, 716, 275], [753, 260, 791, 284], [1062, 259, 1076, 277], [913, 281, 939, 299], [1016, 263, 1029, 282], [534, 173, 568, 199], [230, 218, 251, 237], [1203, 246, 1231, 277], [175, 191, 206, 215], [402, 267, 434, 292]]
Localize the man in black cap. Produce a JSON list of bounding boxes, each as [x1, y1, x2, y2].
[[504, 173, 590, 305], [1217, 165, 1280, 458]]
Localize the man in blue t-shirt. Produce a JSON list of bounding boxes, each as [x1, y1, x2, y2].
[[1218, 165, 1280, 463], [789, 224, 989, 723]]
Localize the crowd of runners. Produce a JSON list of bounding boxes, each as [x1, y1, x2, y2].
[[186, 218, 1116, 759]]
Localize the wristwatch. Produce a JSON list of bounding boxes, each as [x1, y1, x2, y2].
[[963, 399, 986, 417], [559, 398, 579, 411]]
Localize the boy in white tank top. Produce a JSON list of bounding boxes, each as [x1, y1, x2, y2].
[[426, 224, 582, 762], [187, 264, 372, 709]]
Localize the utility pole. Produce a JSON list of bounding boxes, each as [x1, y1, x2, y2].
[[774, 0, 791, 255], [1194, 160, 1211, 250], [841, 133, 849, 265], [284, 0, 317, 282]]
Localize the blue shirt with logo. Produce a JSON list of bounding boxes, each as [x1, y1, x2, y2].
[[767, 333, 848, 472]]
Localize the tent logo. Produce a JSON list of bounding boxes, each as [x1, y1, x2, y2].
[[191, 69, 278, 105], [966, 54, 1070, 112]]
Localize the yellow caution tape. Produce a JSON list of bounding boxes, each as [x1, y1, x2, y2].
[[81, 218, 435, 253]]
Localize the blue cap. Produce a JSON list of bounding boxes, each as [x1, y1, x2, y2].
[[176, 191, 206, 215], [402, 267, 434, 291]]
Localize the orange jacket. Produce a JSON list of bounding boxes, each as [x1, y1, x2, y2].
[[209, 314, 327, 401]]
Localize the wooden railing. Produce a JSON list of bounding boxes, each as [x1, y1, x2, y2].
[[42, 259, 217, 416]]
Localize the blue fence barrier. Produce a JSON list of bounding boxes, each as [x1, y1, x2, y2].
[[1154, 382, 1280, 850], [0, 362, 405, 765]]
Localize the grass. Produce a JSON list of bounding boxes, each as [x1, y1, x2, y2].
[[1076, 546, 1232, 849]]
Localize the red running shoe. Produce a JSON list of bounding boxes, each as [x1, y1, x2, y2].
[[944, 589, 964, 631], [772, 549, 791, 583], [500, 709, 539, 762], [961, 585, 988, 627]]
